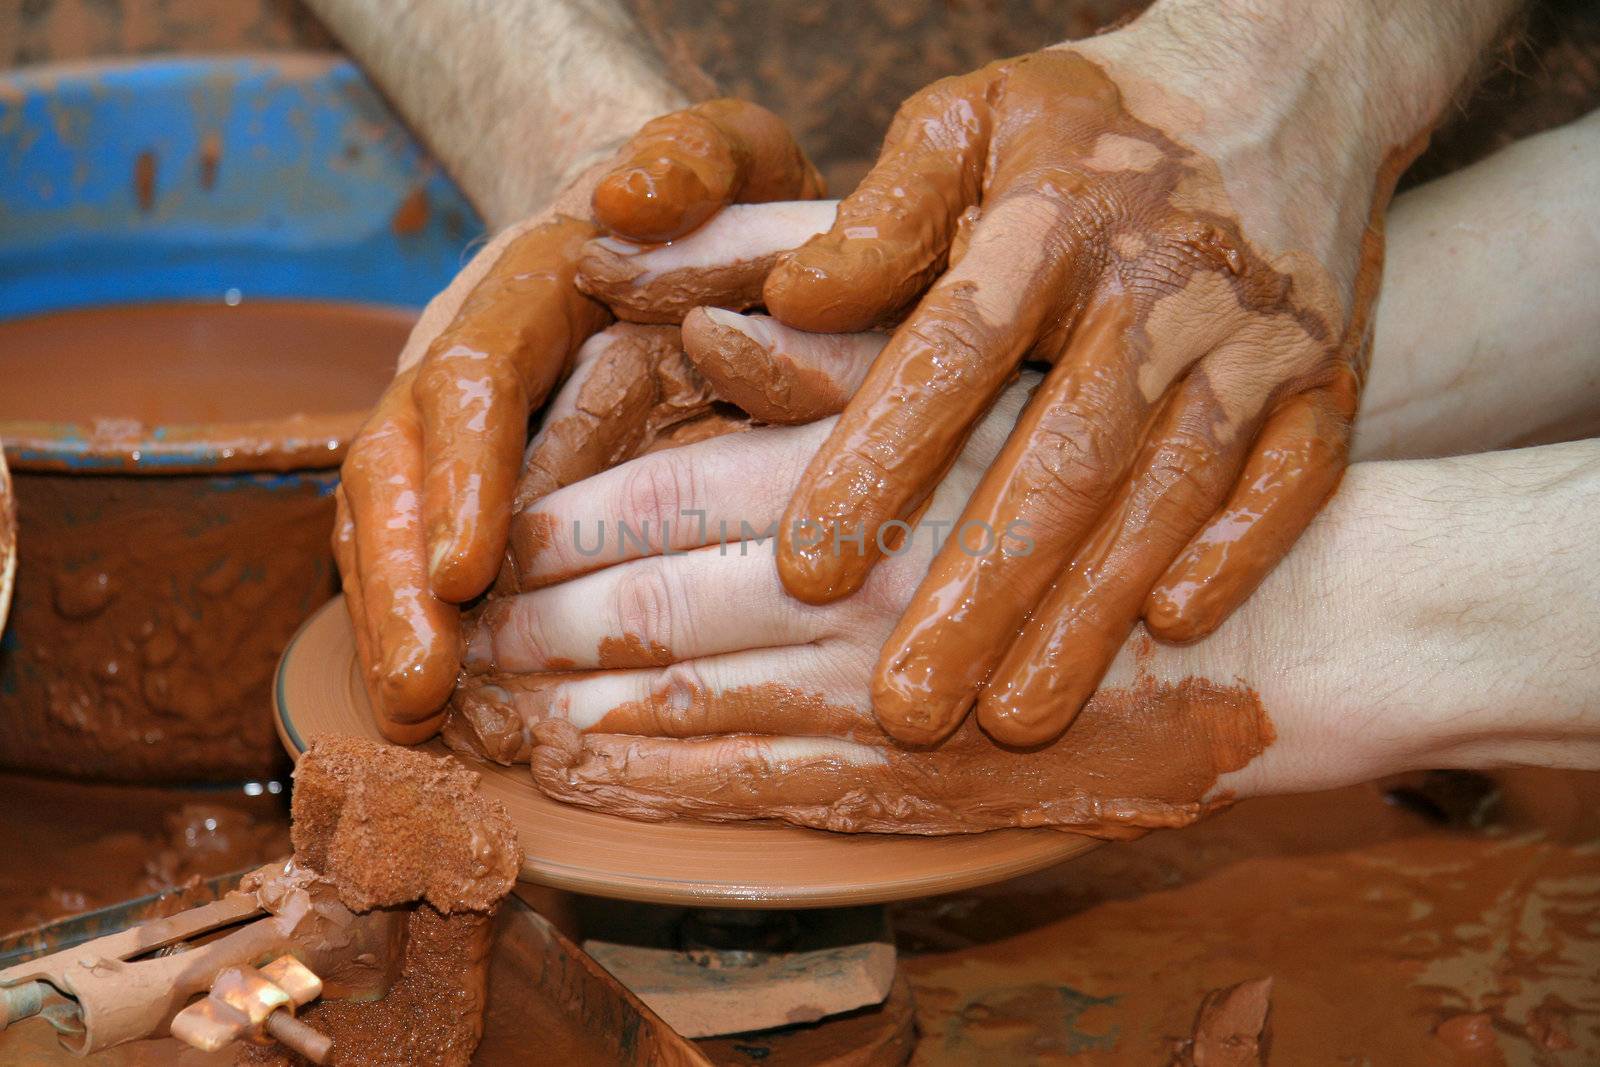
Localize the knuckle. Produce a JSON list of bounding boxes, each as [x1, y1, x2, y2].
[[648, 660, 708, 735], [617, 456, 696, 535], [505, 602, 554, 668], [611, 564, 679, 649]]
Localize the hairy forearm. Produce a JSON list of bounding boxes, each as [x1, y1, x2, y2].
[[1358, 110, 1600, 461], [1204, 439, 1600, 798], [1123, 0, 1522, 151], [305, 0, 693, 228], [1075, 0, 1523, 288]]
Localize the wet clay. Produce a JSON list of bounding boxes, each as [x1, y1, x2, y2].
[[577, 200, 835, 325], [0, 300, 411, 470], [591, 98, 824, 244], [458, 672, 1273, 837], [338, 100, 827, 736], [1, 469, 336, 781], [747, 49, 1388, 749], [288, 736, 518, 914], [339, 217, 610, 740], [0, 773, 290, 937], [896, 768, 1600, 1064], [1168, 978, 1272, 1066], [409, 215, 610, 603], [242, 738, 516, 1066], [680, 307, 881, 425], [503, 324, 715, 589]]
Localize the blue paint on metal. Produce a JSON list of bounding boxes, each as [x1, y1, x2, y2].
[[0, 56, 482, 319]]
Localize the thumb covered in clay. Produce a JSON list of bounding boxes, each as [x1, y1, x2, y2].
[[680, 307, 885, 425], [591, 98, 825, 244]]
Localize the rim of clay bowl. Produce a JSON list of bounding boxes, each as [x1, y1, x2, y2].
[[0, 55, 480, 474]]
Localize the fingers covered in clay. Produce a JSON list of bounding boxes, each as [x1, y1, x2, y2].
[[503, 322, 722, 590], [469, 546, 833, 674], [776, 192, 1083, 606], [764, 72, 996, 333], [757, 49, 1374, 746], [592, 99, 825, 244], [978, 365, 1270, 746], [455, 641, 879, 753], [577, 200, 837, 325], [1146, 376, 1356, 643], [412, 216, 610, 603], [871, 297, 1161, 744], [339, 370, 457, 739], [681, 308, 884, 424]]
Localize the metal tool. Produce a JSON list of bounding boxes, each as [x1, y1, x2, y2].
[[0, 860, 402, 1059]]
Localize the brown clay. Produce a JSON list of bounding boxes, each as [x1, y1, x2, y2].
[[576, 200, 835, 325], [681, 307, 882, 425], [0, 300, 404, 780], [336, 370, 457, 745], [410, 215, 611, 603], [0, 772, 290, 937], [899, 768, 1600, 1063], [0, 300, 410, 471], [237, 737, 516, 1066], [1168, 978, 1273, 1066], [289, 736, 519, 914], [280, 599, 1099, 906], [240, 902, 494, 1067], [335, 101, 830, 736], [522, 671, 1272, 838], [591, 98, 824, 243]]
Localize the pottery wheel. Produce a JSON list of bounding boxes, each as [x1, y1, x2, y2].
[[275, 598, 1099, 907]]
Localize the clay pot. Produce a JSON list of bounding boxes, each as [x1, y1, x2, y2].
[[0, 56, 481, 781]]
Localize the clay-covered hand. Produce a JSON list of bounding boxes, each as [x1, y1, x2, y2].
[[334, 100, 821, 741], [450, 372, 1277, 836], [758, 36, 1413, 748]]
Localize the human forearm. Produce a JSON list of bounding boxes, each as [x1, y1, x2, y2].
[[1358, 110, 1600, 460], [304, 0, 693, 228], [1182, 439, 1600, 798]]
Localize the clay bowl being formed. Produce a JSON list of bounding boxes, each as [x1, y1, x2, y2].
[[276, 598, 1102, 908], [0, 56, 482, 782]]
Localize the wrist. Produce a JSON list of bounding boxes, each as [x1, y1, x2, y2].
[[1212, 443, 1600, 800], [1103, 0, 1518, 155]]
